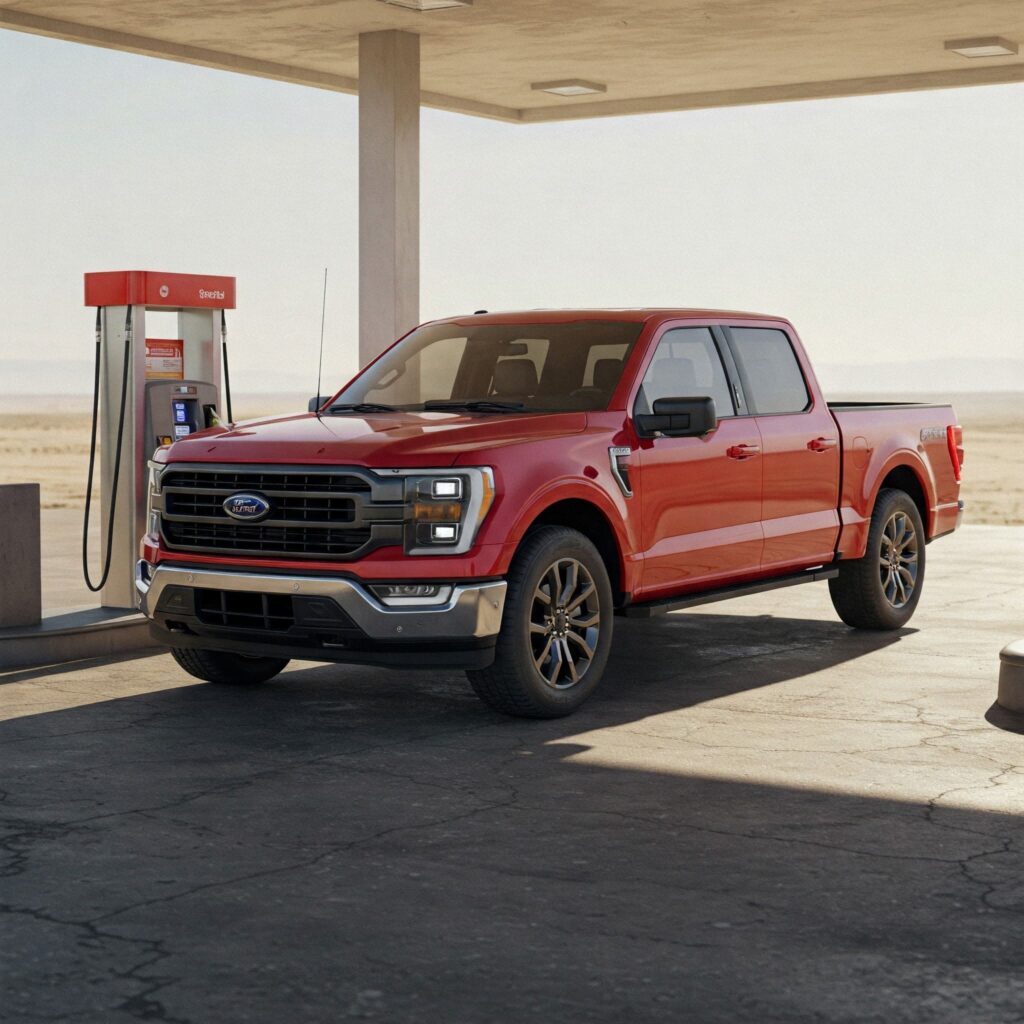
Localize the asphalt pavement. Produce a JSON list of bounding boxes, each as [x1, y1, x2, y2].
[[2, 524, 1023, 1023]]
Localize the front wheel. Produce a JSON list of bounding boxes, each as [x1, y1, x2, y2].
[[467, 526, 614, 718], [170, 646, 290, 685], [829, 488, 926, 630]]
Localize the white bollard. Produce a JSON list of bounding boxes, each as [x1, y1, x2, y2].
[[997, 640, 1024, 714]]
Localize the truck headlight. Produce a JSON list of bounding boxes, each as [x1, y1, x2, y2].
[[401, 468, 495, 555]]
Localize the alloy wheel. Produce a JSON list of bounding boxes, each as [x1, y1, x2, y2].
[[529, 557, 601, 689], [879, 511, 919, 609]]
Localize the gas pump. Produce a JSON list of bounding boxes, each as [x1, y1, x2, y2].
[[82, 271, 236, 609]]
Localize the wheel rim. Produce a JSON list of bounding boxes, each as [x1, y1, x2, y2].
[[529, 557, 601, 690], [879, 511, 919, 609]]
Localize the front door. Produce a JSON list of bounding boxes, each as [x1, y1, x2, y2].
[[634, 326, 764, 599]]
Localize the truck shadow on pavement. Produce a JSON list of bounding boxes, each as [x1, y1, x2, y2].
[[4, 611, 1023, 1024]]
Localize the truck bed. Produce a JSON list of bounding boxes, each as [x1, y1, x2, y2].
[[827, 400, 961, 557]]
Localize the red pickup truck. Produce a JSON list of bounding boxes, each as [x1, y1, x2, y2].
[[137, 310, 964, 717]]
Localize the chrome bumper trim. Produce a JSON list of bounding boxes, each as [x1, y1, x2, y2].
[[136, 562, 506, 641]]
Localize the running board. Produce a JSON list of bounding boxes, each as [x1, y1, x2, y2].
[[621, 567, 839, 618]]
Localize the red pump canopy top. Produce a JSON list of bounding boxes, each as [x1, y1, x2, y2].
[[84, 271, 236, 310]]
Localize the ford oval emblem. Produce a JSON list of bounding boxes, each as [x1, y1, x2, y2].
[[222, 492, 271, 522]]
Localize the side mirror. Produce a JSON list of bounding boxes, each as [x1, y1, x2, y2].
[[308, 395, 329, 412], [636, 396, 717, 438]]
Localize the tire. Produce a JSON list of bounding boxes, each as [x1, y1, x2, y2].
[[829, 488, 926, 630], [170, 646, 289, 685], [467, 526, 614, 718]]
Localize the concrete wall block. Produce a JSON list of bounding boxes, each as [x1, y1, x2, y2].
[[0, 483, 42, 628]]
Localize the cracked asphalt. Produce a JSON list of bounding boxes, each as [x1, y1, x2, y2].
[[2, 524, 1023, 1024]]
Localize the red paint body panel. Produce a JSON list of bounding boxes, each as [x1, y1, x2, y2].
[[147, 308, 962, 602], [634, 418, 764, 598], [831, 405, 961, 558], [85, 270, 236, 309], [163, 410, 589, 469]]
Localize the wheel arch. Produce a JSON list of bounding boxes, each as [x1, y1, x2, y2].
[[522, 497, 629, 606], [873, 458, 934, 538]]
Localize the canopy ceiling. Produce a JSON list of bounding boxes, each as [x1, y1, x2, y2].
[[2, 1, 1022, 122]]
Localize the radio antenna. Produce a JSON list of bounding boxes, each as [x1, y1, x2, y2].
[[314, 267, 328, 418]]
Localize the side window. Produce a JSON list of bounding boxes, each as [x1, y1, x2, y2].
[[636, 327, 735, 417], [729, 328, 810, 414]]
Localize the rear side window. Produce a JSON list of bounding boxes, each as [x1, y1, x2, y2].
[[636, 327, 735, 417], [729, 328, 810, 414]]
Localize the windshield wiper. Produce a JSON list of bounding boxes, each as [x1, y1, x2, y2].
[[422, 400, 526, 414], [327, 402, 398, 414]]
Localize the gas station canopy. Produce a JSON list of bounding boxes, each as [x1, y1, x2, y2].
[[2, 1, 1023, 122]]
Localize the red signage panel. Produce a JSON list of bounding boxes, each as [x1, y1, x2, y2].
[[84, 271, 236, 309]]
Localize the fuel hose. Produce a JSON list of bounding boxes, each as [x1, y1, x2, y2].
[[82, 306, 133, 593], [221, 309, 233, 424]]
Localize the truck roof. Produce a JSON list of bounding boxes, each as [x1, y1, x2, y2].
[[440, 308, 785, 327]]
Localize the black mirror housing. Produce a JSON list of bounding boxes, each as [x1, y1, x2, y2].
[[308, 395, 329, 413], [636, 396, 717, 438]]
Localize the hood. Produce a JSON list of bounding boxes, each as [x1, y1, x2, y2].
[[164, 410, 588, 467]]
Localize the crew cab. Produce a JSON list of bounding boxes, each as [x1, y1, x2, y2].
[[137, 310, 964, 717]]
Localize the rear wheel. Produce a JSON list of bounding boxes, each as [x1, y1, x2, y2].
[[829, 488, 926, 630], [467, 526, 614, 718], [170, 647, 289, 685]]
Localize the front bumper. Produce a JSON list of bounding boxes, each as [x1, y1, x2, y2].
[[136, 562, 507, 669]]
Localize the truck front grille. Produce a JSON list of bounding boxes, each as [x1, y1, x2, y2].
[[159, 465, 405, 560], [167, 490, 358, 525]]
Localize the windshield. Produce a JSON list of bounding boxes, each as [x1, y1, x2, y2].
[[332, 320, 644, 413]]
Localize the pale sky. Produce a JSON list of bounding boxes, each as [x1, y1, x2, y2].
[[1, 28, 1022, 395]]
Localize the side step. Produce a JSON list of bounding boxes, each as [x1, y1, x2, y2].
[[620, 567, 839, 618]]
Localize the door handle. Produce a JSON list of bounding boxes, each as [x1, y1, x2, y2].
[[807, 437, 838, 452], [726, 443, 761, 460]]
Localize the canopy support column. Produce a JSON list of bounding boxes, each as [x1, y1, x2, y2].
[[358, 29, 420, 367]]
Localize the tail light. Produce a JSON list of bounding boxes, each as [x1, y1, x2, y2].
[[946, 424, 963, 482]]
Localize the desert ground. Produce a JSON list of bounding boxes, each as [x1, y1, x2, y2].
[[1, 390, 1019, 521]]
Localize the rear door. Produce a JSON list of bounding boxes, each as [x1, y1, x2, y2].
[[634, 325, 763, 597], [724, 325, 840, 571]]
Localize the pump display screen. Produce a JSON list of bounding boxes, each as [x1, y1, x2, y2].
[[170, 398, 197, 439]]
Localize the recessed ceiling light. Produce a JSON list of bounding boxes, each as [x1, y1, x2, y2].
[[944, 36, 1018, 58], [377, 0, 471, 11], [531, 79, 607, 97]]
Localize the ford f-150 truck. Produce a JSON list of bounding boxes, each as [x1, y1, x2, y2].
[[137, 309, 964, 717]]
